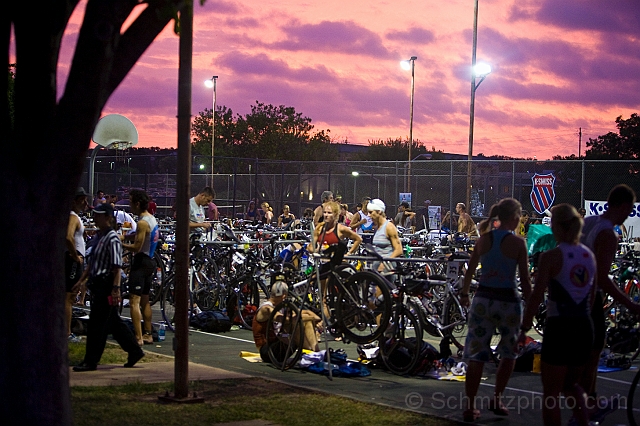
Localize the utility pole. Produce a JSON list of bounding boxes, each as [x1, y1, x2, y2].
[[578, 127, 582, 158]]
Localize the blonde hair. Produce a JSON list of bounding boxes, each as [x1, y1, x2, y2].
[[551, 203, 583, 243], [323, 201, 340, 217], [478, 198, 522, 235]]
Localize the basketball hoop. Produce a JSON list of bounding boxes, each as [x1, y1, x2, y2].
[[89, 114, 139, 195], [93, 114, 138, 149], [110, 141, 134, 163]]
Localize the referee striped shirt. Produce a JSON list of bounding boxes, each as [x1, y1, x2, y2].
[[89, 229, 123, 277]]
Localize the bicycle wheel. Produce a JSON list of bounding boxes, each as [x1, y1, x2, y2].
[[160, 276, 176, 331], [237, 278, 269, 331], [266, 300, 304, 370], [336, 270, 392, 344], [532, 299, 547, 336], [629, 368, 640, 426], [191, 264, 222, 311], [379, 302, 423, 375], [443, 296, 468, 348], [118, 274, 131, 315], [149, 251, 166, 306], [444, 296, 503, 364]]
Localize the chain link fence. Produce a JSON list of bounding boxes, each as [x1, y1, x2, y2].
[[82, 155, 640, 224]]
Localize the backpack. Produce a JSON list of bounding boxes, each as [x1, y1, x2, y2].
[[190, 309, 233, 333]]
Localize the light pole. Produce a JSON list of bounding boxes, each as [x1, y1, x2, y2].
[[466, 62, 491, 209], [204, 75, 218, 187], [403, 153, 432, 196], [401, 56, 417, 193], [466, 0, 491, 208], [352, 171, 359, 205]]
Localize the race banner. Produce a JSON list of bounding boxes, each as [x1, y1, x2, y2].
[[530, 173, 556, 215], [585, 200, 640, 238]]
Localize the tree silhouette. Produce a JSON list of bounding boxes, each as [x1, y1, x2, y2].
[[4, 1, 186, 423]]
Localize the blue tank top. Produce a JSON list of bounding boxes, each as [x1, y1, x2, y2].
[[140, 214, 159, 257], [479, 229, 517, 289]]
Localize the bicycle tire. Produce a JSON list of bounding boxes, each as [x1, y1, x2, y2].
[[532, 300, 547, 336], [443, 296, 468, 348], [379, 302, 424, 375], [149, 251, 166, 306], [629, 368, 640, 426], [336, 270, 392, 344], [118, 252, 132, 315], [266, 300, 304, 370], [237, 278, 269, 330], [444, 296, 503, 364], [160, 276, 176, 331]]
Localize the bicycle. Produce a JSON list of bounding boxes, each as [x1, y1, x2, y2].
[[265, 245, 393, 370]]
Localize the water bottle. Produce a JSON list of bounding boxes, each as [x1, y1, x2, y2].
[[158, 322, 166, 342], [301, 252, 308, 273]]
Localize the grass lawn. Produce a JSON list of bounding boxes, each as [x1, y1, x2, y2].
[[69, 341, 461, 426]]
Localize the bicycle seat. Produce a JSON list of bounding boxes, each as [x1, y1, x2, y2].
[[362, 243, 383, 260], [449, 251, 471, 261], [219, 223, 240, 242]]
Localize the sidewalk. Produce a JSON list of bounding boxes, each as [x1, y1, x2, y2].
[[69, 353, 249, 387]]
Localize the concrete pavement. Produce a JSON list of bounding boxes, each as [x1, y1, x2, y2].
[[69, 359, 249, 387]]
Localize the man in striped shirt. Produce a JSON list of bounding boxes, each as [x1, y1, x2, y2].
[[72, 202, 144, 372]]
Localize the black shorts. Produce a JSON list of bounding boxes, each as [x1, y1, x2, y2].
[[127, 253, 155, 296], [541, 316, 594, 366], [65, 251, 83, 293]]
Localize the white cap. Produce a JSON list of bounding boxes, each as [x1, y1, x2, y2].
[[367, 198, 386, 213]]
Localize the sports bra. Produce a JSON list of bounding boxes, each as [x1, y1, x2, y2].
[[319, 223, 341, 246]]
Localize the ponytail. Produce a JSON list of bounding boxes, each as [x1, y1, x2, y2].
[[479, 204, 500, 235], [479, 198, 522, 235]]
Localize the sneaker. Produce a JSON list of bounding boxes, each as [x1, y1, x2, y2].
[[124, 350, 145, 368], [589, 394, 620, 423], [68, 333, 82, 343], [73, 362, 97, 372]]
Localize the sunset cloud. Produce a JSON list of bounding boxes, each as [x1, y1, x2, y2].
[[39, 0, 640, 159]]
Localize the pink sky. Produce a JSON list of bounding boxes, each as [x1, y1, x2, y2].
[[52, 0, 640, 160]]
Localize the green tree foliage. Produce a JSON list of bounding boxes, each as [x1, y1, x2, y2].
[[191, 101, 337, 172], [586, 113, 640, 159], [355, 137, 444, 162]]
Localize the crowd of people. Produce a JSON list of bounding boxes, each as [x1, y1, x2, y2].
[[458, 184, 639, 425], [69, 183, 640, 426]]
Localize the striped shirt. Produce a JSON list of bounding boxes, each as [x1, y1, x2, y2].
[[89, 229, 123, 277]]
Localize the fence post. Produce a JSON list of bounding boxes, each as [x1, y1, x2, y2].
[[449, 161, 454, 217], [232, 159, 237, 219], [581, 159, 585, 208], [512, 160, 515, 198], [254, 158, 259, 203], [297, 167, 302, 217]]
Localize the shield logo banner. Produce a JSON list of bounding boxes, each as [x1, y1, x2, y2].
[[530, 173, 556, 215]]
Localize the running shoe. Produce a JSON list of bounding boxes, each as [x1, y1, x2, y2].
[[589, 394, 620, 423]]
